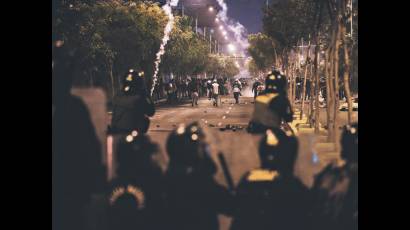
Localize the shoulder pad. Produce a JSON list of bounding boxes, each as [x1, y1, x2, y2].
[[247, 169, 279, 182], [255, 93, 278, 104], [109, 184, 145, 210]]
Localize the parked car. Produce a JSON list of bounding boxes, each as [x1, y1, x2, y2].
[[339, 97, 358, 111]]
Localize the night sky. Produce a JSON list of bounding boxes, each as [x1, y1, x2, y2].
[[226, 0, 267, 34]]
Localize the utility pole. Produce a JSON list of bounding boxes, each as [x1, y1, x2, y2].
[[204, 27, 206, 39], [209, 34, 212, 53], [195, 16, 198, 34]]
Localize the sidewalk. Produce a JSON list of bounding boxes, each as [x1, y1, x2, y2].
[[289, 109, 343, 187]]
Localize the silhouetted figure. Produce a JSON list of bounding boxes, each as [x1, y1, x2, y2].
[[52, 40, 106, 230], [212, 80, 220, 106], [230, 128, 310, 230], [188, 78, 199, 106], [248, 68, 293, 133], [207, 80, 213, 100], [252, 80, 262, 99], [111, 69, 155, 134], [233, 79, 242, 104], [309, 123, 358, 230], [164, 122, 234, 230], [107, 134, 166, 230]]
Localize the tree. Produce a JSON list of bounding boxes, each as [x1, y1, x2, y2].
[[161, 16, 209, 79], [247, 33, 278, 73], [247, 59, 263, 78], [262, 0, 317, 51], [221, 58, 240, 79], [53, 0, 168, 100]]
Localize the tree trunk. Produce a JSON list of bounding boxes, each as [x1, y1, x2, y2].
[[300, 41, 311, 120], [274, 48, 279, 67], [342, 10, 353, 125], [309, 64, 314, 127], [333, 19, 341, 146], [109, 62, 115, 100], [314, 34, 321, 134], [291, 64, 296, 108], [325, 47, 334, 142]]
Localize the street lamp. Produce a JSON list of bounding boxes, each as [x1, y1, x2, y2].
[[215, 18, 220, 23], [208, 6, 214, 12], [219, 25, 224, 30], [222, 31, 227, 36]]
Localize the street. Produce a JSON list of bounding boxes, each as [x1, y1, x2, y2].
[[145, 95, 356, 230], [53, 0, 358, 229]]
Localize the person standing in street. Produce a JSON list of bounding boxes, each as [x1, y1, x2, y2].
[[252, 80, 262, 100], [211, 80, 220, 107], [207, 80, 213, 100], [188, 78, 199, 107], [233, 79, 242, 104]]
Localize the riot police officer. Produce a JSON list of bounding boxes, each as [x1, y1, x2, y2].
[[53, 39, 106, 230], [230, 128, 310, 230], [248, 68, 293, 133], [164, 122, 234, 230], [110, 69, 155, 134], [107, 133, 166, 230], [309, 123, 358, 230]]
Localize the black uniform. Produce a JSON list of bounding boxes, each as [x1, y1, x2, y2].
[[107, 135, 166, 230], [231, 128, 310, 230], [164, 122, 234, 230], [309, 162, 358, 230], [111, 70, 155, 134], [231, 170, 311, 230], [52, 40, 106, 230], [309, 124, 358, 230], [248, 71, 293, 133]]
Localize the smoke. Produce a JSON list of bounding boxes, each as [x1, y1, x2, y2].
[[215, 0, 249, 57], [150, 0, 180, 96]]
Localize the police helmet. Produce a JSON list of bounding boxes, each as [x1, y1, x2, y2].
[[258, 128, 298, 172], [265, 70, 287, 93], [166, 122, 216, 175], [341, 123, 358, 163], [116, 133, 159, 178], [122, 69, 146, 95], [108, 184, 146, 229]]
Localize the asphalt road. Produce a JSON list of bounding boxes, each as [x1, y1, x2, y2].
[[147, 95, 335, 230], [95, 92, 358, 230]]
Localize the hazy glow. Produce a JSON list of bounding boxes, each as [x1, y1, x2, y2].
[[228, 43, 236, 52]]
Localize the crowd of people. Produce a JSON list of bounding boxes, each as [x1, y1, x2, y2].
[[152, 77, 232, 105], [53, 41, 357, 230]]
